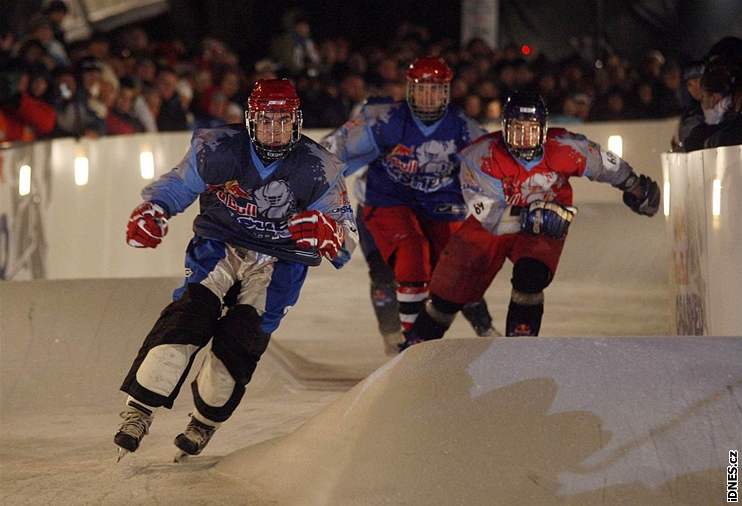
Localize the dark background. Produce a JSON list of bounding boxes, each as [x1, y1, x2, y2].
[[160, 0, 742, 63], [5, 0, 742, 63]]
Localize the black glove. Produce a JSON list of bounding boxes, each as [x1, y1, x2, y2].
[[622, 174, 660, 217]]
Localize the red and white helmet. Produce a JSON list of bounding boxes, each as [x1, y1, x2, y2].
[[245, 79, 303, 161], [406, 56, 453, 123]]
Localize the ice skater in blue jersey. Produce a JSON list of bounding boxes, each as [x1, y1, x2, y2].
[[323, 57, 497, 354], [114, 79, 357, 461]]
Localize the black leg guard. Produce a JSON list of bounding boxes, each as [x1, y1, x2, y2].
[[120, 284, 222, 408], [506, 300, 544, 336], [506, 258, 552, 337], [367, 250, 401, 336], [461, 299, 495, 337], [192, 304, 270, 423], [401, 295, 463, 350]]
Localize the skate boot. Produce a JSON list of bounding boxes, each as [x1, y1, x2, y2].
[[173, 414, 219, 461], [462, 300, 500, 337], [370, 281, 403, 355], [381, 330, 404, 356], [114, 401, 154, 461], [397, 330, 425, 352]]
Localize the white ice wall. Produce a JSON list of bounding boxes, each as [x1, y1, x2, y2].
[[0, 120, 676, 281], [663, 145, 742, 336]]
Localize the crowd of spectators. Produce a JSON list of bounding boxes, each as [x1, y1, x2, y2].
[[673, 37, 742, 152], [1, 3, 739, 151]]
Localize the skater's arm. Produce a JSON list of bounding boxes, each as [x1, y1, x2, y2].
[[141, 139, 207, 217], [555, 131, 660, 217], [306, 175, 358, 268], [553, 130, 634, 186], [458, 110, 489, 146], [321, 111, 381, 177]]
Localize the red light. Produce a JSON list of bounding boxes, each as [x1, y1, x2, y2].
[[521, 44, 531, 56]]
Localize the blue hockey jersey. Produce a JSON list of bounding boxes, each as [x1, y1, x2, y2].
[[142, 125, 357, 267], [322, 101, 487, 221]]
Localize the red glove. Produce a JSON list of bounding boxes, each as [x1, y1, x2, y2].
[[288, 210, 344, 259], [126, 202, 169, 248]]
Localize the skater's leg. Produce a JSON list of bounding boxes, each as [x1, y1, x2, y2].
[[506, 235, 565, 336], [115, 238, 241, 456], [191, 304, 270, 423], [406, 217, 509, 346], [461, 299, 497, 337], [120, 237, 233, 408], [357, 204, 401, 349], [177, 258, 308, 456], [363, 206, 431, 333], [419, 216, 498, 337], [120, 283, 222, 408], [367, 250, 400, 335], [175, 303, 269, 458]]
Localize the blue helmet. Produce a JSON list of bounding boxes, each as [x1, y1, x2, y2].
[[503, 91, 548, 161]]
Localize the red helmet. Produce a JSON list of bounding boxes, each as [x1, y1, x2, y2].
[[406, 56, 454, 83], [405, 57, 453, 123], [245, 79, 303, 160]]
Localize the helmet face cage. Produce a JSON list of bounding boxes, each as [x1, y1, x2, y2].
[[407, 80, 450, 123], [502, 94, 548, 161], [246, 107, 303, 161], [504, 118, 544, 160]]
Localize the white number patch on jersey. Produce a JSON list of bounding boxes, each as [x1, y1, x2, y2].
[[600, 147, 621, 173], [466, 196, 501, 231]]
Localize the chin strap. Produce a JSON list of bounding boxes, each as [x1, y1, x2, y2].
[[509, 146, 543, 162]]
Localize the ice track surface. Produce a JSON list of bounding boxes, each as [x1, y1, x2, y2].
[[2, 204, 740, 505]]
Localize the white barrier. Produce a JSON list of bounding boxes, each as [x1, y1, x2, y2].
[[662, 145, 742, 336], [0, 120, 676, 280]]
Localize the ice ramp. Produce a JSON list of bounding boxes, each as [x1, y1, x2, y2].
[[218, 337, 742, 506], [0, 278, 378, 416]]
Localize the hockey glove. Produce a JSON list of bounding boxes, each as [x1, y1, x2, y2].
[[520, 200, 577, 239], [288, 210, 344, 259], [621, 173, 660, 217], [126, 202, 169, 248]]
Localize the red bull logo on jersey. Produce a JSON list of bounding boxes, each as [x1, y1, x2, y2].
[[384, 140, 457, 192], [386, 144, 418, 173], [389, 144, 414, 157], [208, 180, 258, 217]]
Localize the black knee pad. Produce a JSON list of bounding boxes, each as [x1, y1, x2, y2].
[[511, 258, 552, 294], [211, 304, 271, 386], [153, 283, 223, 345]]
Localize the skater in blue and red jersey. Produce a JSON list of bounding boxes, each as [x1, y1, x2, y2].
[[323, 57, 496, 354]]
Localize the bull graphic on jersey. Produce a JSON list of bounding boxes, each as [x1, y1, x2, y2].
[[384, 139, 457, 193], [502, 172, 563, 206], [254, 180, 296, 219], [519, 172, 563, 204]]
